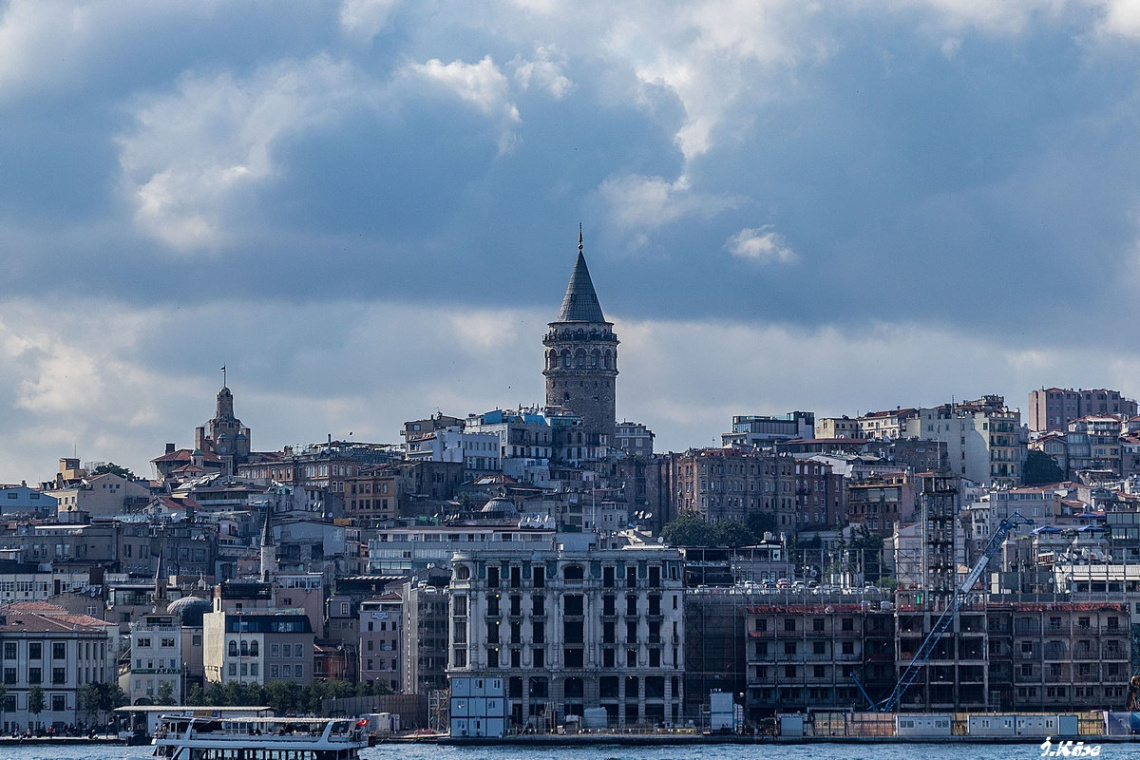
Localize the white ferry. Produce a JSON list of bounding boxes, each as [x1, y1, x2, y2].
[[132, 716, 368, 760]]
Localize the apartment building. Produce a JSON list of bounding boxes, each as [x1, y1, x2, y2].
[[904, 396, 1023, 488], [359, 593, 402, 691], [448, 534, 685, 730], [669, 449, 799, 529], [201, 607, 315, 686], [1029, 388, 1137, 433], [129, 611, 182, 705]]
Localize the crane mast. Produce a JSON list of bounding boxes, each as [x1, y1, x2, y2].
[[876, 512, 1028, 714]]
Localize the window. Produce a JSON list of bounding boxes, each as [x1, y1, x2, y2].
[[565, 595, 584, 616], [841, 642, 854, 655], [2, 668, 14, 685], [28, 667, 40, 684], [28, 643, 41, 660], [627, 649, 637, 667], [532, 648, 544, 668], [52, 695, 65, 712], [3, 643, 14, 660], [52, 668, 65, 684], [229, 663, 237, 676], [784, 619, 795, 632], [294, 644, 303, 657], [784, 642, 796, 655]]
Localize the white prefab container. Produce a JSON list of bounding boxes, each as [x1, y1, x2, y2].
[[452, 678, 471, 697], [451, 699, 469, 717], [451, 718, 469, 737], [968, 715, 1016, 737], [709, 690, 735, 732], [483, 718, 505, 738], [1016, 715, 1059, 737], [583, 708, 608, 729], [895, 714, 953, 738], [779, 715, 804, 738]]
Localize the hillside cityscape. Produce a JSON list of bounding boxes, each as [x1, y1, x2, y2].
[[1, 241, 1139, 738]]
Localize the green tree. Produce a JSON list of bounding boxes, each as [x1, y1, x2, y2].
[[265, 680, 299, 715], [185, 684, 204, 706], [91, 462, 138, 481], [155, 681, 175, 706], [27, 685, 44, 725], [78, 683, 100, 723], [744, 511, 777, 538], [204, 682, 226, 706], [1023, 450, 1065, 486], [660, 514, 713, 547], [711, 520, 757, 547]]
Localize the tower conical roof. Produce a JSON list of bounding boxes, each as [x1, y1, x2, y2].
[[556, 232, 606, 323]]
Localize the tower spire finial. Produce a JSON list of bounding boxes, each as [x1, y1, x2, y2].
[[221, 364, 227, 388], [578, 223, 583, 253]]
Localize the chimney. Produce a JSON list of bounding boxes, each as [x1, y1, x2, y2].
[[166, 443, 176, 454]]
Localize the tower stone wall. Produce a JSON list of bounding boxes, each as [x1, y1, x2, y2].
[[543, 232, 618, 449]]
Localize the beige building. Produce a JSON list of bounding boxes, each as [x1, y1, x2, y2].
[[202, 605, 315, 686], [815, 417, 860, 439], [48, 472, 150, 518]]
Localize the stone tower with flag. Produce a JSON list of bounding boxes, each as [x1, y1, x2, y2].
[[543, 228, 619, 449]]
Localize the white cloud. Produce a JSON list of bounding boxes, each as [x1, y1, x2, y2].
[[725, 226, 797, 264], [339, 0, 401, 41], [118, 56, 374, 251], [512, 45, 574, 99], [597, 173, 740, 238], [403, 55, 520, 152]]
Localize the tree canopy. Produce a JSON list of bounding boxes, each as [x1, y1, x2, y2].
[[660, 514, 759, 547], [1023, 450, 1065, 486], [92, 462, 138, 481]]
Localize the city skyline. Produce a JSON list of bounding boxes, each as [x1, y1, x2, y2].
[[5, 2, 1140, 480]]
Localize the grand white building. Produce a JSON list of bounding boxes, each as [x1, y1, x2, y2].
[[447, 532, 685, 730]]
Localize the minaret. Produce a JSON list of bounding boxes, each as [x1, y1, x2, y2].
[[260, 508, 276, 583], [543, 226, 619, 448]]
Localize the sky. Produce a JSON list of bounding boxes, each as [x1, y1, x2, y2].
[[5, 0, 1140, 483]]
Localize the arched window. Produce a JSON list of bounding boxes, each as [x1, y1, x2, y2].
[[603, 351, 612, 369], [250, 641, 259, 656], [228, 641, 237, 657], [240, 640, 249, 656], [575, 350, 586, 368], [455, 565, 471, 581], [563, 564, 585, 582], [590, 350, 600, 368], [562, 351, 571, 369]]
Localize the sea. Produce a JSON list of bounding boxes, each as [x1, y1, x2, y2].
[[0, 742, 1114, 760]]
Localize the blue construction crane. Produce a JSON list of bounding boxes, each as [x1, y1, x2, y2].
[[860, 512, 1029, 714]]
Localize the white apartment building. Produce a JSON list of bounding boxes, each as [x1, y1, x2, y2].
[[129, 611, 182, 705], [448, 533, 685, 731], [905, 396, 1023, 488]]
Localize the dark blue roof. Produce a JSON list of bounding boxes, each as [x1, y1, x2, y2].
[[556, 251, 606, 323]]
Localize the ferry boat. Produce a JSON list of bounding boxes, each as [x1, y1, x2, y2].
[[131, 716, 368, 760]]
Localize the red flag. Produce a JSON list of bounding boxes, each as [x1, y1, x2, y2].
[[356, 719, 368, 727]]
